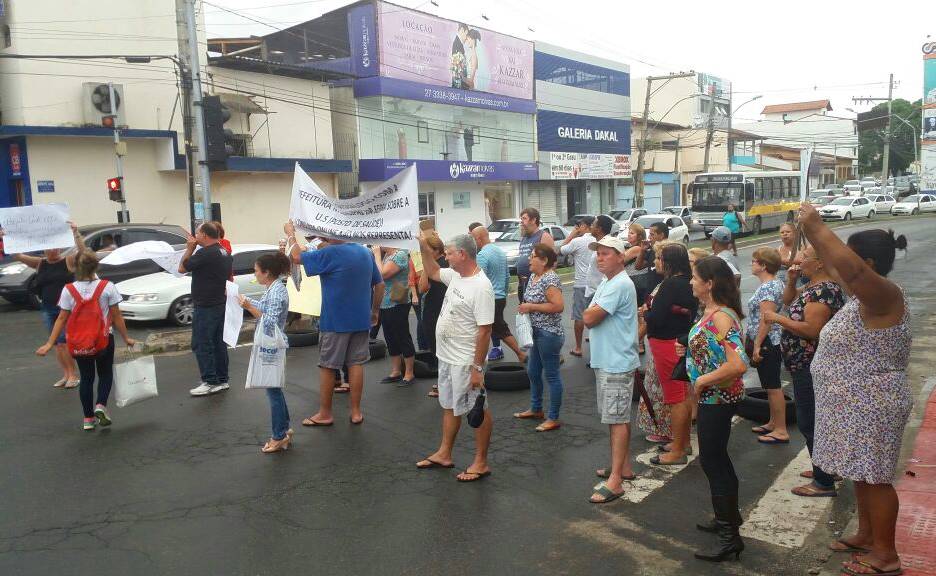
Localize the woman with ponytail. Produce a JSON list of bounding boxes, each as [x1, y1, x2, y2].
[[240, 252, 294, 453]]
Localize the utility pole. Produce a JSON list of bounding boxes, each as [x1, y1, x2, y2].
[[107, 82, 129, 223], [634, 71, 696, 208], [852, 73, 896, 181], [176, 0, 197, 232], [182, 0, 213, 224], [702, 98, 717, 173]]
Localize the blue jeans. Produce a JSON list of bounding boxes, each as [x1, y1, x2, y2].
[[791, 369, 836, 489], [415, 298, 428, 351], [266, 388, 290, 441], [528, 327, 564, 420], [41, 306, 66, 345], [191, 304, 229, 385]]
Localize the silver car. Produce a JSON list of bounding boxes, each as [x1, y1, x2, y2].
[[497, 225, 570, 273]]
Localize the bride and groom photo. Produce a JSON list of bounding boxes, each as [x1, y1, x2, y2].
[[451, 22, 484, 91]]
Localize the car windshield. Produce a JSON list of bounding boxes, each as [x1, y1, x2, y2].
[[662, 207, 681, 215], [829, 198, 854, 206], [902, 195, 921, 202], [812, 197, 834, 205], [488, 220, 517, 233], [634, 216, 664, 228], [845, 181, 860, 186], [497, 229, 523, 242], [609, 210, 632, 220]]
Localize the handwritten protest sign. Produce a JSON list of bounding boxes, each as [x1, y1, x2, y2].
[[288, 164, 419, 249], [0, 204, 74, 253]]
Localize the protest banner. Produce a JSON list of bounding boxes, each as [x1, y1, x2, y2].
[[0, 204, 74, 253], [288, 163, 419, 249], [100, 241, 185, 277]]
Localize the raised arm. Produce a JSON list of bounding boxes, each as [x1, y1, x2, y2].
[[65, 221, 87, 271], [283, 221, 304, 265], [418, 236, 442, 283], [799, 203, 902, 318], [178, 232, 198, 273], [766, 301, 833, 340]]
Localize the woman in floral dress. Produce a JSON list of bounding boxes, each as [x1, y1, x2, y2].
[[800, 203, 911, 576]]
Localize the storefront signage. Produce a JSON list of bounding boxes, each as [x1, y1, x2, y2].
[[353, 76, 536, 114], [359, 158, 538, 182], [537, 110, 631, 155], [549, 152, 631, 180], [376, 1, 534, 100], [347, 3, 377, 77], [37, 180, 55, 193], [9, 143, 22, 177]]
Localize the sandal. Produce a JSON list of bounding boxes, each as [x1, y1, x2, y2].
[[457, 469, 491, 482], [801, 470, 843, 481], [535, 421, 561, 432], [841, 559, 903, 576], [334, 384, 350, 394], [53, 377, 67, 388], [301, 417, 333, 427], [417, 458, 454, 469], [791, 483, 837, 497], [64, 380, 79, 389], [589, 481, 625, 504], [757, 434, 790, 445], [513, 410, 545, 420], [828, 539, 872, 554], [596, 468, 637, 481], [751, 425, 774, 434]]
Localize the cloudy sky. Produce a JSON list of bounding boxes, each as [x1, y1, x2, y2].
[[205, 0, 930, 121]]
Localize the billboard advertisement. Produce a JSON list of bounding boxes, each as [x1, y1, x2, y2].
[[549, 152, 631, 180], [698, 72, 730, 99], [376, 1, 534, 100], [359, 158, 539, 182], [347, 3, 378, 77], [537, 110, 631, 155], [925, 53, 936, 107]]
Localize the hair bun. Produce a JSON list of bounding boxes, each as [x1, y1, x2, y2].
[[894, 234, 908, 251]]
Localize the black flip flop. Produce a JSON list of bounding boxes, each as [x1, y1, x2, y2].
[[301, 418, 333, 427], [828, 539, 872, 554], [417, 458, 454, 470], [589, 481, 625, 504], [456, 470, 491, 482]]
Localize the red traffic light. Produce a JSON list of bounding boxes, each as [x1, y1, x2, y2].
[[107, 177, 123, 202]]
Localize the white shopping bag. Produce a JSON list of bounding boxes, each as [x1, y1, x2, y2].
[[114, 355, 159, 408], [515, 313, 534, 350], [245, 324, 288, 389]]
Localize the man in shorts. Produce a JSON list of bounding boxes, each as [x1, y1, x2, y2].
[[559, 215, 595, 356], [416, 233, 495, 482], [284, 222, 384, 426], [583, 235, 641, 503], [470, 224, 526, 363]]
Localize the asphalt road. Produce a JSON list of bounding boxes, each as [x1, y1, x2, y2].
[[2, 216, 934, 575]]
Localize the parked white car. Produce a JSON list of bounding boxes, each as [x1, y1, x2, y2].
[[497, 225, 571, 273], [891, 194, 936, 216], [865, 194, 896, 214], [817, 196, 875, 221], [487, 218, 521, 240], [116, 244, 278, 326], [609, 208, 648, 227], [842, 180, 863, 194], [630, 214, 690, 245]]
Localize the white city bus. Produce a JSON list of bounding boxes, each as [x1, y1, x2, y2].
[[689, 171, 802, 236]]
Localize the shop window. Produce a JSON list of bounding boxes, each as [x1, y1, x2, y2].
[[2, 26, 10, 49], [419, 191, 435, 217], [417, 120, 429, 144]]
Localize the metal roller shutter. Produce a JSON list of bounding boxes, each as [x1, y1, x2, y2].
[[525, 181, 561, 223]]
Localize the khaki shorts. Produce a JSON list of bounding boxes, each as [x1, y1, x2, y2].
[[318, 331, 370, 369], [595, 369, 634, 424], [437, 361, 488, 417]]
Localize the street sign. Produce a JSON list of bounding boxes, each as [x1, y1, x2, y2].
[[37, 180, 55, 193]]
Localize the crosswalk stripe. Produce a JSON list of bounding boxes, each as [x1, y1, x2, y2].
[[740, 447, 835, 548]]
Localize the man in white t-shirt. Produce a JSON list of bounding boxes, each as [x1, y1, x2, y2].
[[416, 232, 495, 483], [559, 215, 595, 356]]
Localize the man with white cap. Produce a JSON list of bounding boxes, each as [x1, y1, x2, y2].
[[710, 226, 741, 284], [582, 235, 641, 503]]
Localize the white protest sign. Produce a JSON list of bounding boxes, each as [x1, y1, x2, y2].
[[288, 163, 419, 249], [152, 250, 185, 278], [0, 204, 74, 253], [223, 281, 243, 348], [100, 241, 175, 265]]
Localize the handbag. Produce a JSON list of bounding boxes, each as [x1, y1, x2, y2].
[[515, 313, 534, 350], [245, 324, 288, 389], [114, 354, 159, 408], [671, 335, 690, 382]]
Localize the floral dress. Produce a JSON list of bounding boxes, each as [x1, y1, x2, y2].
[[780, 281, 846, 373], [811, 296, 912, 484], [687, 308, 748, 405], [638, 283, 671, 437], [745, 279, 784, 346]]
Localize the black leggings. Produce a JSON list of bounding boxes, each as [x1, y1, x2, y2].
[[76, 334, 115, 418], [381, 304, 415, 358], [697, 402, 738, 498]]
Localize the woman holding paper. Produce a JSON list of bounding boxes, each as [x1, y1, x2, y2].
[[3, 222, 83, 388], [239, 252, 293, 453]]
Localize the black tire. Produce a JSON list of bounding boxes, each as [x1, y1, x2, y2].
[[912, 208, 919, 216], [868, 210, 875, 220], [736, 389, 796, 424], [168, 295, 194, 326], [843, 212, 851, 221], [368, 339, 387, 361], [752, 216, 762, 236], [413, 350, 438, 379], [484, 362, 530, 391], [286, 331, 319, 347], [682, 236, 689, 245]]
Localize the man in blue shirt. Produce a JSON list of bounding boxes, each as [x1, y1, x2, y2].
[[470, 224, 526, 363], [284, 221, 384, 426], [583, 235, 640, 504]]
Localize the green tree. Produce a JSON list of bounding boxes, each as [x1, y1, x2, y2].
[[858, 98, 922, 176]]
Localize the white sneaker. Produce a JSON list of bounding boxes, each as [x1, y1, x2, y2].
[[210, 383, 230, 394], [190, 383, 214, 396]]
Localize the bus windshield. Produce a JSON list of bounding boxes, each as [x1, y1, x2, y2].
[[692, 183, 743, 211]]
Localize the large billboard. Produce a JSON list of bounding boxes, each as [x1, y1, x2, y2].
[[376, 1, 534, 100], [549, 152, 631, 180], [923, 50, 936, 191]]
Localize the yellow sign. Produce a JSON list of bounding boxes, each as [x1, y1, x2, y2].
[[287, 266, 322, 317]]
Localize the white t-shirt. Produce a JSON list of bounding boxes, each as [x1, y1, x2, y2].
[[559, 233, 595, 288], [435, 267, 495, 366], [58, 279, 123, 333], [584, 252, 604, 298], [716, 250, 741, 277]]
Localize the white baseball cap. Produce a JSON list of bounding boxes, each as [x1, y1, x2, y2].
[[589, 235, 627, 253]]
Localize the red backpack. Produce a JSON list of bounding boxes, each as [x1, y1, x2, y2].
[[65, 281, 112, 357]]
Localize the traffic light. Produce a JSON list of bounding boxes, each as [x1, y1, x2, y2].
[[203, 95, 231, 170], [107, 177, 124, 202]]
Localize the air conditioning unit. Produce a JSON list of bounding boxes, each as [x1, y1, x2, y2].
[[83, 82, 126, 127]]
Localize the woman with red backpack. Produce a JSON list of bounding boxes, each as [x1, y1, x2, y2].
[[37, 249, 136, 431]]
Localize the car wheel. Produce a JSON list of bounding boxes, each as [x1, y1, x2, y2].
[[683, 236, 689, 245], [843, 212, 851, 221], [868, 210, 875, 220], [168, 295, 194, 326], [912, 208, 919, 216], [484, 362, 530, 391], [737, 389, 796, 424], [752, 216, 762, 236], [286, 331, 319, 347], [369, 339, 387, 361], [413, 351, 438, 379]]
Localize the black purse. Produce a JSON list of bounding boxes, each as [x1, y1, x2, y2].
[[671, 334, 690, 382]]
